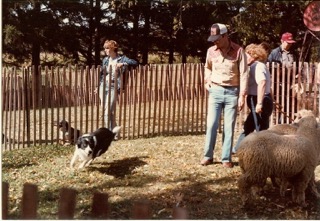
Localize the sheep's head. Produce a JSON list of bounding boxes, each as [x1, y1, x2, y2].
[[297, 116, 318, 129], [293, 109, 314, 123]]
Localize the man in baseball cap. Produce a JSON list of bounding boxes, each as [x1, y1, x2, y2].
[[281, 32, 296, 44], [268, 32, 297, 68], [207, 23, 228, 42], [201, 22, 248, 168], [267, 31, 297, 123]]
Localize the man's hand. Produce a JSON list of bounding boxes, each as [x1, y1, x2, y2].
[[238, 96, 245, 111]]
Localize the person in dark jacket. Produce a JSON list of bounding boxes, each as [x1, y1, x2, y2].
[[267, 32, 297, 123], [268, 32, 296, 68], [96, 40, 138, 133]]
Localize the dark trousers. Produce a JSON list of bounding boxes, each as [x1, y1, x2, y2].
[[233, 94, 274, 153], [243, 94, 274, 135]]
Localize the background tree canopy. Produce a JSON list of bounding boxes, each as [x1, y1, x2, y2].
[[2, 0, 319, 67]]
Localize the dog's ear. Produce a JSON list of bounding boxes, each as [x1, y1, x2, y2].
[[76, 137, 83, 146], [89, 137, 95, 147]]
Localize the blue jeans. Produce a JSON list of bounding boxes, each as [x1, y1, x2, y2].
[[203, 85, 239, 163], [99, 84, 117, 130]]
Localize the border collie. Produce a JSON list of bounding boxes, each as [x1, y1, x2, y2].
[[57, 120, 81, 145], [70, 126, 121, 169]]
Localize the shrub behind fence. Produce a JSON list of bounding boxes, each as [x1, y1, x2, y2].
[[2, 63, 320, 150]]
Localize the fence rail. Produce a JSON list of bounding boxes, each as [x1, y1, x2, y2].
[[2, 63, 320, 150]]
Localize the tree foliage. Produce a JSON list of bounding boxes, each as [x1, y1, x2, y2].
[[2, 0, 319, 66]]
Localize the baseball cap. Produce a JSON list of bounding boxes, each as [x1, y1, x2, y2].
[[207, 23, 228, 42], [281, 32, 296, 43]]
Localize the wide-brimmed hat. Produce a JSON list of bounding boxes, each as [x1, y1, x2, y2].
[[207, 23, 228, 42]]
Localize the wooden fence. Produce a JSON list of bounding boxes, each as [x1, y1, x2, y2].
[[2, 62, 320, 150], [2, 182, 188, 219]]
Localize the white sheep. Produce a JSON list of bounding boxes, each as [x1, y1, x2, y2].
[[237, 116, 319, 207], [267, 110, 320, 198], [267, 109, 314, 135]]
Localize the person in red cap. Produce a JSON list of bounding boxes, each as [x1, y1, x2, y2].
[[267, 32, 297, 68], [268, 32, 297, 123], [200, 23, 248, 168]]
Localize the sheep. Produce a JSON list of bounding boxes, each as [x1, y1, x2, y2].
[[237, 116, 319, 207], [267, 109, 314, 135], [266, 109, 320, 198]]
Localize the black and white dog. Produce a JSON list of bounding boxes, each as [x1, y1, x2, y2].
[[57, 120, 81, 145], [70, 126, 121, 169]]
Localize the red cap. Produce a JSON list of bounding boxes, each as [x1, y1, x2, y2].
[[281, 32, 296, 43]]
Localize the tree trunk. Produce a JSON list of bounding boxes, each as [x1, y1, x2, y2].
[[94, 0, 101, 66]]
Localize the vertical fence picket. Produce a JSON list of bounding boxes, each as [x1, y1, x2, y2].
[[90, 66, 95, 133], [191, 64, 196, 133], [181, 64, 187, 133], [131, 201, 151, 219], [43, 67, 49, 145], [91, 192, 109, 219], [2, 182, 9, 220], [311, 63, 317, 114], [196, 64, 201, 133], [171, 64, 177, 134], [126, 68, 132, 139], [119, 68, 126, 138], [25, 68, 31, 147], [95, 66, 100, 129], [132, 69, 139, 138], [50, 67, 55, 143], [137, 66, 143, 137], [147, 65, 153, 136], [2, 68, 8, 149], [74, 66, 79, 142], [68, 66, 73, 140], [62, 66, 67, 137], [58, 188, 77, 219], [12, 68, 18, 147], [22, 183, 38, 219], [56, 67, 61, 143], [142, 66, 147, 137], [162, 65, 168, 135], [166, 64, 172, 135], [157, 65, 163, 135], [31, 66, 36, 146], [152, 65, 158, 135], [172, 207, 188, 219], [8, 69, 14, 150], [17, 72, 22, 149], [38, 66, 43, 144], [176, 65, 182, 133]]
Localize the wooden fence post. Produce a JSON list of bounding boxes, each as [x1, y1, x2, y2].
[[22, 183, 38, 219], [132, 200, 151, 219], [2, 182, 9, 219], [172, 207, 188, 219], [58, 188, 77, 219], [91, 192, 109, 219]]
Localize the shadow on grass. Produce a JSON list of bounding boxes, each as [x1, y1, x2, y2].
[[88, 156, 149, 178]]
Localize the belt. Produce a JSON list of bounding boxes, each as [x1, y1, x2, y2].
[[248, 93, 271, 97], [211, 81, 236, 88]]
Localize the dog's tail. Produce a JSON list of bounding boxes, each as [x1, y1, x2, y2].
[[112, 126, 121, 134]]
